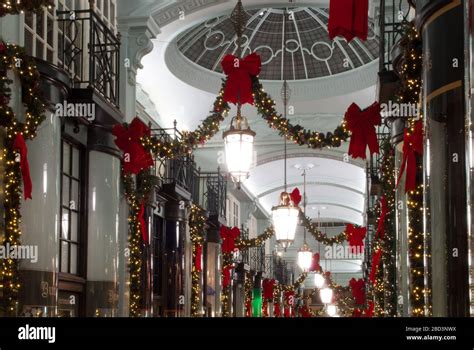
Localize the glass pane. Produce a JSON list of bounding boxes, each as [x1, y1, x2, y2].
[[25, 11, 33, 29], [36, 11, 44, 37], [70, 212, 78, 242], [70, 244, 78, 275], [60, 241, 69, 273], [47, 14, 54, 45], [62, 142, 70, 174], [62, 175, 69, 205], [71, 180, 79, 209], [72, 147, 80, 178], [24, 30, 33, 57], [61, 210, 69, 240], [47, 48, 54, 64], [35, 38, 44, 59]]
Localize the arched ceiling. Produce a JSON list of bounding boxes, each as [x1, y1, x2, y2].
[[177, 7, 379, 80]]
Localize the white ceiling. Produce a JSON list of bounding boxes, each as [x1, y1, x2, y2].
[[135, 0, 376, 278]]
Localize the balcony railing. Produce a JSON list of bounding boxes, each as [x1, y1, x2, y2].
[[57, 9, 120, 107]]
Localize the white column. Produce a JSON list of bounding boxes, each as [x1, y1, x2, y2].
[[86, 150, 121, 316]]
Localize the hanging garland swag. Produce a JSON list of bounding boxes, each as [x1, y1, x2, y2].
[[0, 0, 54, 17]]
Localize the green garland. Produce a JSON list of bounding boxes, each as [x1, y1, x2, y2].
[[0, 0, 54, 17], [123, 171, 158, 317], [252, 77, 350, 149], [189, 204, 207, 317], [300, 214, 349, 245], [235, 226, 274, 249], [0, 41, 46, 315]]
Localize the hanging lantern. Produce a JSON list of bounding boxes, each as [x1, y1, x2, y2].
[[320, 287, 333, 304], [314, 273, 326, 289], [326, 304, 338, 317], [297, 243, 313, 271], [272, 192, 300, 250], [223, 107, 256, 185]]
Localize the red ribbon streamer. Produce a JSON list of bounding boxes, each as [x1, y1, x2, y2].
[[328, 0, 369, 42], [222, 265, 232, 288], [346, 224, 366, 253], [364, 301, 375, 317], [263, 300, 268, 317], [375, 196, 387, 239], [397, 120, 423, 193], [13, 134, 32, 200], [369, 249, 382, 285], [262, 279, 276, 300], [138, 201, 148, 244], [112, 117, 154, 174], [349, 278, 366, 305], [345, 102, 381, 159], [221, 53, 261, 105], [220, 226, 240, 254], [195, 244, 202, 272]]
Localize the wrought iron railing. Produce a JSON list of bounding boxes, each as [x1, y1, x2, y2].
[[57, 9, 121, 107], [200, 170, 227, 219], [378, 0, 411, 72]]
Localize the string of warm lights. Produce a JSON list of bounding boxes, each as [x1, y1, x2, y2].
[[252, 76, 350, 149], [123, 171, 157, 317], [189, 204, 207, 317], [235, 226, 275, 249], [0, 0, 53, 16], [300, 214, 349, 245], [0, 41, 46, 315], [395, 24, 430, 317], [244, 270, 252, 317], [221, 252, 233, 317]]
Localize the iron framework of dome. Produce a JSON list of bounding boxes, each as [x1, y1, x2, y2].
[[176, 7, 379, 81]]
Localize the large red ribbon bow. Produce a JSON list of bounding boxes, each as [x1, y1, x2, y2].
[[221, 53, 261, 105], [112, 117, 154, 174], [195, 244, 203, 272], [289, 188, 302, 206], [220, 226, 240, 254], [138, 201, 148, 244], [13, 134, 32, 200], [346, 224, 366, 252], [345, 102, 381, 160], [375, 196, 387, 239], [349, 278, 366, 305], [328, 0, 369, 42], [262, 279, 276, 300], [397, 120, 423, 193], [369, 248, 382, 285]]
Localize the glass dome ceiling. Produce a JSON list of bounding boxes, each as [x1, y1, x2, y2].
[[176, 7, 379, 81]]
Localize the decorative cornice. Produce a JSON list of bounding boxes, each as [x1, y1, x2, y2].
[[165, 42, 378, 101]]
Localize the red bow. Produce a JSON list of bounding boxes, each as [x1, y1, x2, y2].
[[221, 53, 261, 105], [222, 265, 232, 288], [138, 201, 148, 244], [290, 188, 302, 206], [349, 278, 366, 305], [375, 196, 387, 239], [397, 120, 423, 193], [220, 226, 240, 254], [262, 279, 276, 300], [328, 0, 369, 42], [195, 244, 202, 272], [112, 117, 154, 174], [13, 134, 32, 200], [345, 102, 381, 159], [346, 224, 366, 252], [369, 249, 382, 285], [310, 253, 321, 272]]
